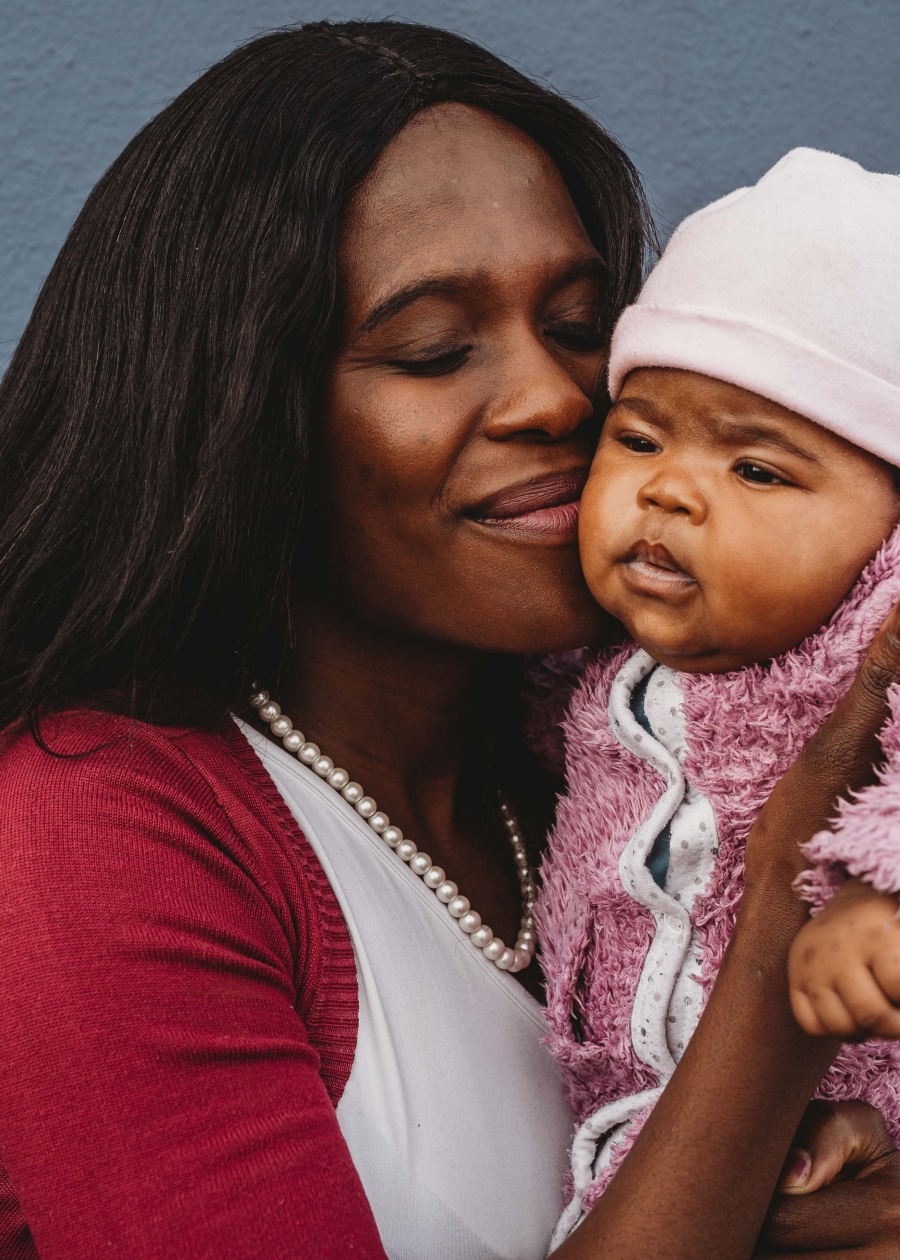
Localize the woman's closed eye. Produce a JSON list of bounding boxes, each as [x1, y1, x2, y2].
[[545, 319, 605, 353], [387, 344, 472, 377]]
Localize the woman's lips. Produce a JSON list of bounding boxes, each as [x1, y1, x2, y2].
[[621, 541, 697, 597], [468, 468, 588, 544]]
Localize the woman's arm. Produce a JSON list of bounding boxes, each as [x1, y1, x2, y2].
[[556, 605, 900, 1260], [0, 713, 387, 1260]]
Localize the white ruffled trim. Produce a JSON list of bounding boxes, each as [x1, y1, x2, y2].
[[550, 651, 719, 1250]]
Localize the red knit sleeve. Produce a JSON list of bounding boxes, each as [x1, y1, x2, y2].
[[0, 712, 386, 1260]]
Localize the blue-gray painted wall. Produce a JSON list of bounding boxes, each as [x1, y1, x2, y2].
[[2, 0, 898, 368]]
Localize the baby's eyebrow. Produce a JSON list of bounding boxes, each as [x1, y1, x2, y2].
[[714, 420, 822, 465]]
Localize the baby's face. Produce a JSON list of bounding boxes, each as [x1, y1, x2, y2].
[[581, 368, 900, 673]]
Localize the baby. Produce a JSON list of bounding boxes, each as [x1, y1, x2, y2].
[[537, 148, 900, 1247]]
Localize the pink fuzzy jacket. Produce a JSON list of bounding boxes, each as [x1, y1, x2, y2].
[[537, 526, 900, 1243]]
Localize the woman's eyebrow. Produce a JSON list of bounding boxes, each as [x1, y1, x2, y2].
[[358, 275, 472, 335], [357, 255, 605, 337]]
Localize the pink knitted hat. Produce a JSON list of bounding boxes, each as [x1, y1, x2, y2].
[[608, 148, 900, 465]]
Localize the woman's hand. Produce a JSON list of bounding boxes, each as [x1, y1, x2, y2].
[[757, 1100, 900, 1255]]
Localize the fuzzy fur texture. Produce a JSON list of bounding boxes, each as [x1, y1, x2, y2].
[[800, 681, 900, 901], [537, 525, 900, 1215]]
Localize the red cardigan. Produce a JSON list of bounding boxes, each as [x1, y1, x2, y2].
[[0, 710, 387, 1259]]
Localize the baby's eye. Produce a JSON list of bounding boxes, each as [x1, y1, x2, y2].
[[735, 461, 786, 485], [618, 435, 660, 454]]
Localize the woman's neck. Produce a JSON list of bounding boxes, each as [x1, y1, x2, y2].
[[276, 591, 482, 852], [270, 589, 541, 995]]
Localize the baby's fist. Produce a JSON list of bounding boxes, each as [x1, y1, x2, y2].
[[789, 878, 900, 1040]]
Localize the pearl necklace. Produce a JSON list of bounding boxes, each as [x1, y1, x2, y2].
[[250, 687, 537, 973]]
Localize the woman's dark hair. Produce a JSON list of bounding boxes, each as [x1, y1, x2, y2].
[[0, 19, 654, 731]]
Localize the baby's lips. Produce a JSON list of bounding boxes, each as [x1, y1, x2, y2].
[[629, 538, 694, 579]]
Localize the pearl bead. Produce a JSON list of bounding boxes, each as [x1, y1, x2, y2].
[[470, 925, 494, 949], [448, 895, 470, 918], [250, 688, 534, 974]]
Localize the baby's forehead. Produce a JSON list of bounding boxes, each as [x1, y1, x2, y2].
[[608, 150, 900, 472], [614, 367, 876, 468]]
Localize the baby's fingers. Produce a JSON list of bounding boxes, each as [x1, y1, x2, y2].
[[871, 943, 900, 1006], [795, 985, 860, 1039], [790, 986, 830, 1037], [835, 968, 900, 1040]]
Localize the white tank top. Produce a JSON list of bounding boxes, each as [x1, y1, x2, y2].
[[238, 721, 574, 1260]]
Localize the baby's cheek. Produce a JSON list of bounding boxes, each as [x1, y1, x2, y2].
[[580, 550, 620, 614], [577, 479, 620, 599], [711, 548, 830, 661]]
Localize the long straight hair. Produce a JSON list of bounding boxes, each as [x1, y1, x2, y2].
[[0, 20, 654, 731]]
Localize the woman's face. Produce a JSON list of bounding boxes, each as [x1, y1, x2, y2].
[[314, 102, 612, 654]]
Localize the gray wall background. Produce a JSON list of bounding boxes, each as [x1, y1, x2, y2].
[[2, 0, 898, 370]]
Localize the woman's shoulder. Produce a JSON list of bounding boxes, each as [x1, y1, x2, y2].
[[3, 711, 247, 855], [2, 706, 281, 830], [0, 705, 296, 901], [0, 706, 357, 1100], [0, 707, 320, 975], [1, 705, 217, 788]]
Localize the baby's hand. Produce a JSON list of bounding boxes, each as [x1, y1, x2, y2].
[[789, 878, 900, 1039]]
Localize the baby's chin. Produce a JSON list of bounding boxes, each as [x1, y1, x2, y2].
[[587, 577, 764, 672], [627, 624, 759, 674]]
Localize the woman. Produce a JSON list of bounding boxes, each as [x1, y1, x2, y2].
[[0, 20, 898, 1259]]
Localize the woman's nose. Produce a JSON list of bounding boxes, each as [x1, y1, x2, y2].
[[481, 339, 597, 442], [638, 467, 708, 523]]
